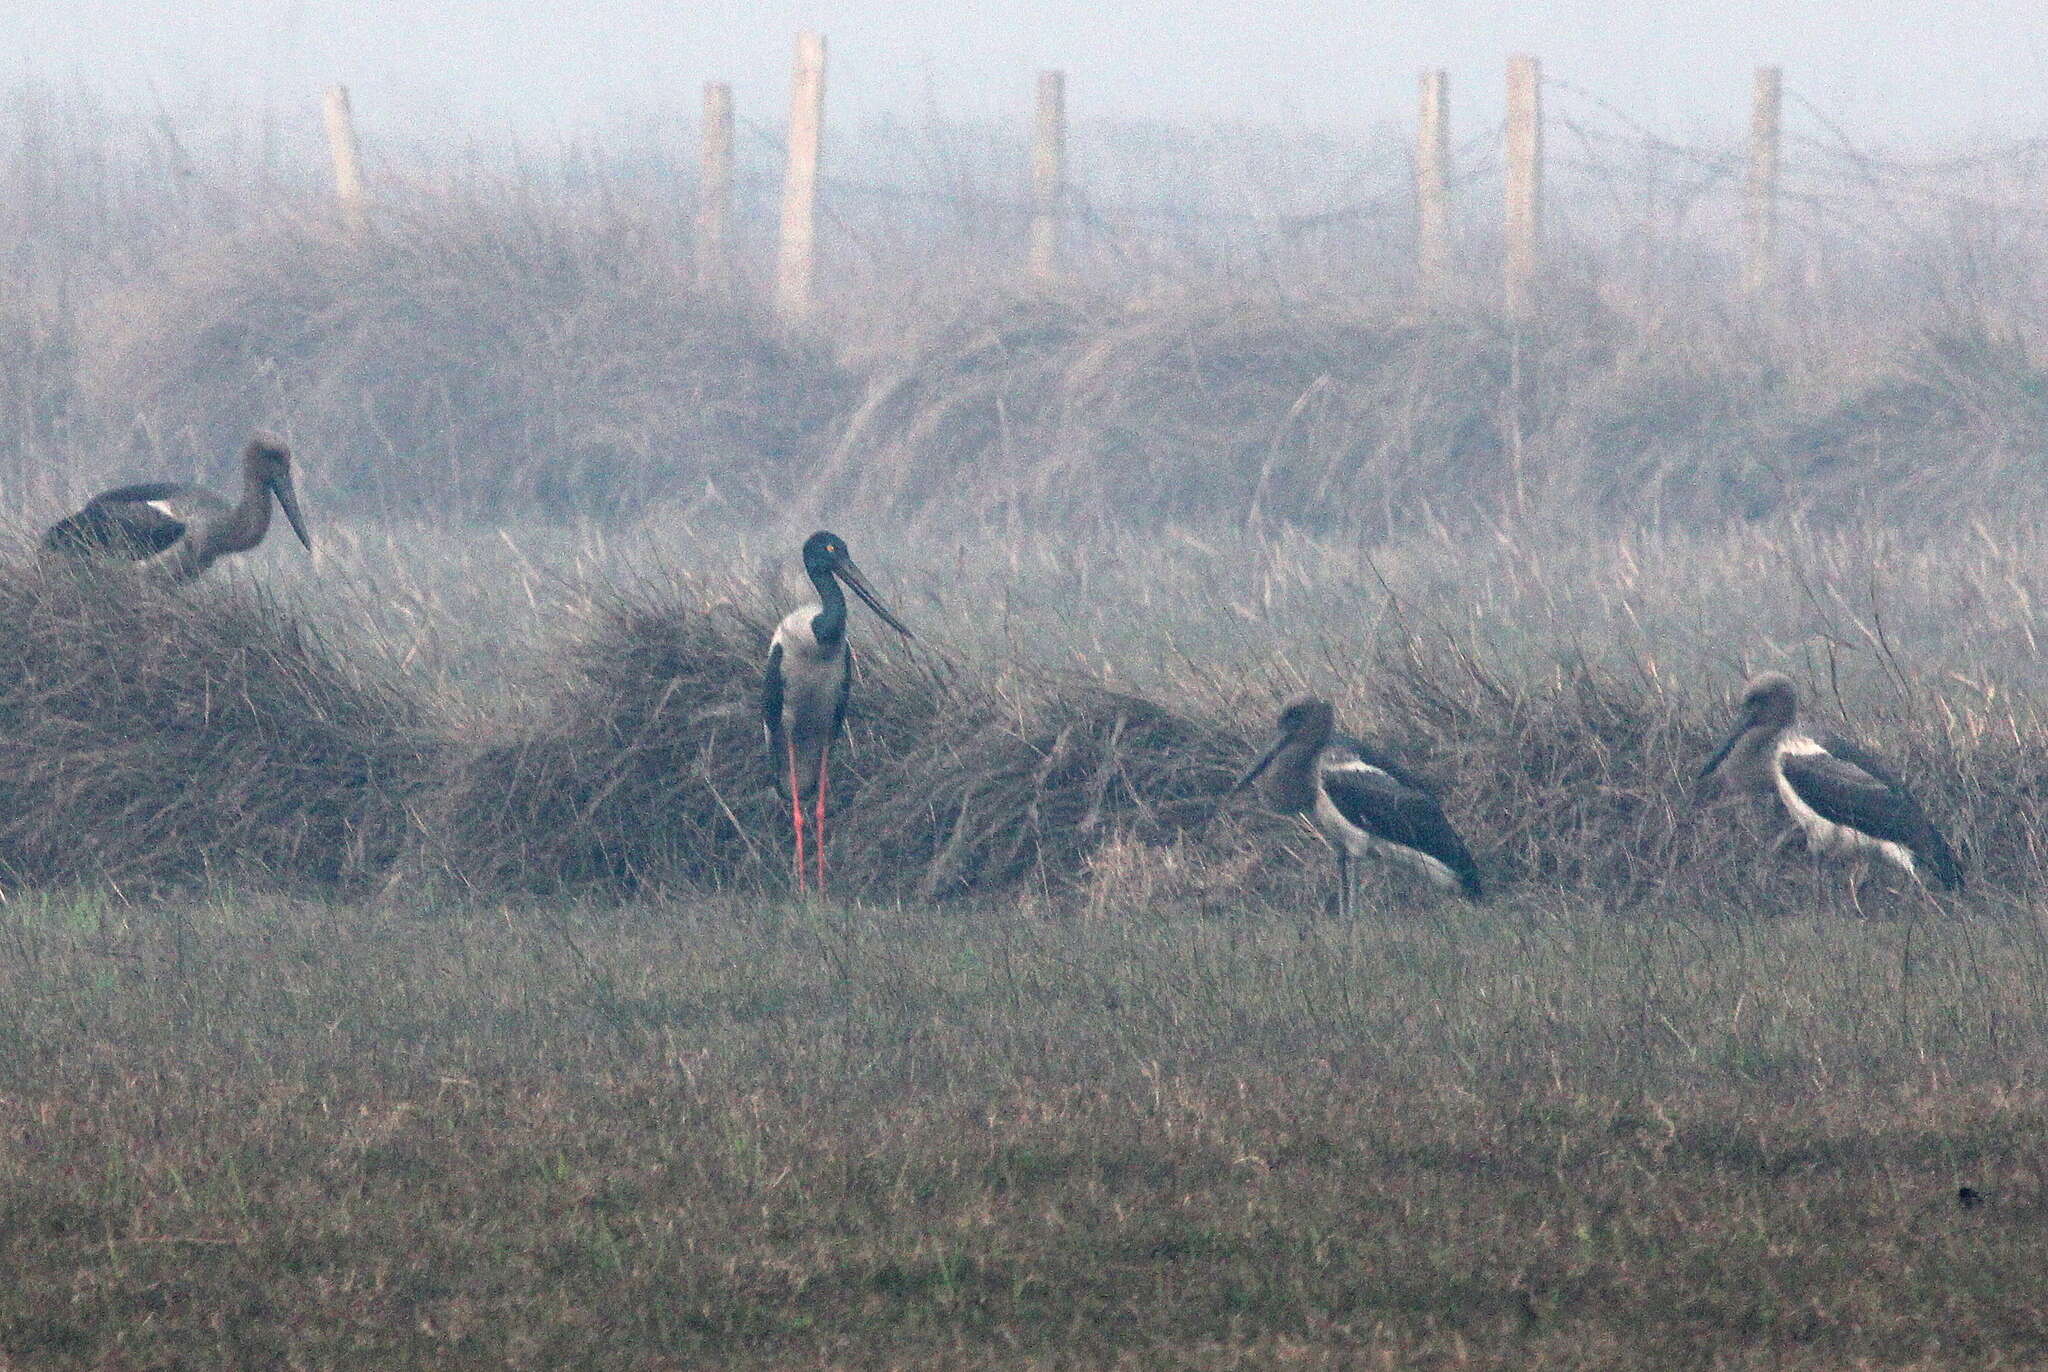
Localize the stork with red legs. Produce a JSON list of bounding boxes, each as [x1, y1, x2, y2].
[[763, 531, 913, 895]]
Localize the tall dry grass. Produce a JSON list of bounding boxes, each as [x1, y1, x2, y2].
[[0, 514, 2042, 917], [3, 89, 2048, 911], [32, 252, 2048, 532], [0, 559, 430, 895]]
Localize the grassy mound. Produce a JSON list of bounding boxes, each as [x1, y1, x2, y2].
[[76, 204, 852, 518], [411, 574, 1278, 903], [400, 570, 1939, 915], [402, 556, 2031, 913], [0, 560, 430, 895], [21, 208, 2048, 533], [1356, 641, 1751, 901], [0, 542, 2012, 915], [406, 580, 795, 897], [815, 291, 2048, 534], [819, 295, 1521, 531], [840, 678, 1257, 903]]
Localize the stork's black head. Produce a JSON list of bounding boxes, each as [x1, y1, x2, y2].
[[801, 530, 849, 578], [1229, 694, 1337, 803], [800, 530, 913, 639], [244, 435, 290, 476], [1274, 694, 1337, 743], [1696, 670, 1798, 796]]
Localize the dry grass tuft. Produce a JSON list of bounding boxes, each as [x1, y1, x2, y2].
[[409, 573, 1257, 903], [1359, 641, 1736, 895], [405, 578, 794, 897], [821, 294, 1520, 530], [1080, 831, 1274, 921], [76, 205, 852, 518], [842, 679, 1255, 902], [0, 558, 430, 895]]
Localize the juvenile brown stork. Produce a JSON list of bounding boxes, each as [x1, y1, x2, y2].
[[1230, 694, 1483, 918], [1697, 672, 1962, 897], [43, 435, 312, 584], [763, 531, 913, 895]]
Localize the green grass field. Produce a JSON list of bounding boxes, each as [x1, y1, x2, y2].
[[4, 887, 2048, 1367]]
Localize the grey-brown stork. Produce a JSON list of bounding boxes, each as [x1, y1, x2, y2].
[[1697, 671, 1962, 897], [1230, 694, 1483, 917], [763, 531, 913, 894], [43, 435, 312, 584]]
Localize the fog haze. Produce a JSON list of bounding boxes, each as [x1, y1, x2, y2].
[[14, 1, 2047, 145]]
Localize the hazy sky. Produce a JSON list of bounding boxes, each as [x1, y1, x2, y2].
[[12, 2, 2048, 147]]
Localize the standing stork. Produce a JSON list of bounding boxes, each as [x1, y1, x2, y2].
[[763, 531, 914, 894], [1696, 671, 1962, 898], [1230, 694, 1483, 917], [43, 435, 313, 584]]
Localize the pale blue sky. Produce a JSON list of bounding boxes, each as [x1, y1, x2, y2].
[[10, 2, 2046, 146]]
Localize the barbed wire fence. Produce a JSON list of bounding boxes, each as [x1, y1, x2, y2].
[[718, 50, 2048, 325], [7, 50, 2048, 327]]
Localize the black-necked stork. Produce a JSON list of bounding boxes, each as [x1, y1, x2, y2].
[[43, 436, 313, 584], [1230, 694, 1483, 917], [1697, 671, 1962, 895], [763, 531, 913, 894]]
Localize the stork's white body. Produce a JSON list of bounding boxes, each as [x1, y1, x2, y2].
[[137, 488, 241, 583], [765, 603, 852, 808], [1312, 752, 1470, 892], [1770, 735, 1920, 878]]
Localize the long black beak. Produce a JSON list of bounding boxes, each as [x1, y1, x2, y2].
[[1693, 715, 1755, 805], [1696, 719, 1748, 783], [270, 471, 313, 552], [835, 556, 913, 639], [1228, 733, 1288, 797]]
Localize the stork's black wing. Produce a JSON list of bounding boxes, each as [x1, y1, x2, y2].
[[762, 641, 788, 794], [1786, 736, 1963, 889], [832, 645, 854, 745], [43, 483, 190, 559], [1321, 740, 1484, 899]]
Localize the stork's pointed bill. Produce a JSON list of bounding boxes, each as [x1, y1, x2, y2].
[[833, 554, 913, 639], [1229, 733, 1289, 797], [1233, 696, 1336, 797], [270, 469, 313, 552], [1696, 717, 1749, 787], [1696, 676, 1794, 804]]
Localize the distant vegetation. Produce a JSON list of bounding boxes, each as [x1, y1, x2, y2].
[[3, 81, 2046, 532]]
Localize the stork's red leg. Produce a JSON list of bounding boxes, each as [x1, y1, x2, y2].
[[786, 738, 808, 893], [813, 750, 830, 893]]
